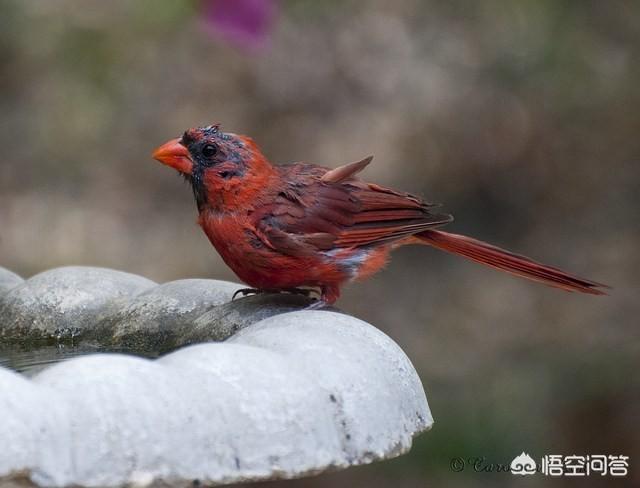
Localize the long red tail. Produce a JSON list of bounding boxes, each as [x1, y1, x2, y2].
[[417, 230, 608, 295]]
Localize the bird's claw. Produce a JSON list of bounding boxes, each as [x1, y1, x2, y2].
[[232, 288, 261, 300], [232, 287, 320, 301], [303, 299, 329, 311]]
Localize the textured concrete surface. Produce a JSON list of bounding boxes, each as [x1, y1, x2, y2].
[[230, 311, 431, 463], [0, 265, 433, 487], [90, 279, 244, 352], [179, 292, 323, 345], [0, 267, 155, 343], [0, 367, 72, 486]]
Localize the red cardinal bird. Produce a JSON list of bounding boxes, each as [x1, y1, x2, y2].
[[152, 124, 607, 307]]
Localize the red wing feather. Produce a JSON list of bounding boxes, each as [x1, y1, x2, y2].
[[253, 163, 452, 254], [321, 156, 373, 183]]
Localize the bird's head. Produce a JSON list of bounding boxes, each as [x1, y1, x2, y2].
[[152, 124, 273, 211]]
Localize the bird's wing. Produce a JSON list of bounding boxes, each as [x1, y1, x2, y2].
[[252, 161, 452, 256]]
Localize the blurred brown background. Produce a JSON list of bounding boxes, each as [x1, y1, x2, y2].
[[0, 1, 638, 487]]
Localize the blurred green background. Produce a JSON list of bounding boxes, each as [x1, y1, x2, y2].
[[0, 1, 637, 487]]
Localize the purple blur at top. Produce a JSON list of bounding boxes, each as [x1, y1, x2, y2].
[[201, 0, 278, 52]]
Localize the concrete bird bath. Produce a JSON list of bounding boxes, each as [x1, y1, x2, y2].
[[0, 266, 432, 487]]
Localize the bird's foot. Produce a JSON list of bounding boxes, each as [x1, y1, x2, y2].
[[232, 287, 320, 301]]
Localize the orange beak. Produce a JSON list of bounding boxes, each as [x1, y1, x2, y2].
[[152, 138, 193, 174]]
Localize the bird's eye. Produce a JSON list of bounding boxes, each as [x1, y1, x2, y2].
[[202, 144, 217, 158]]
